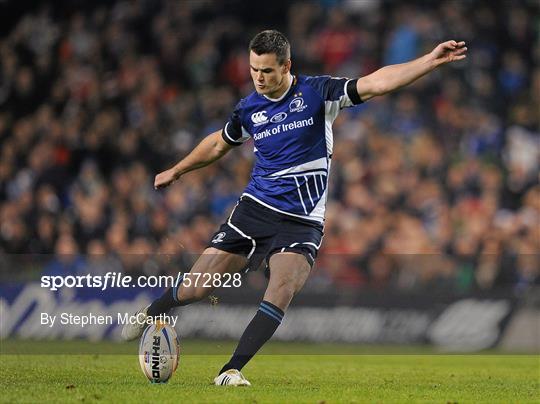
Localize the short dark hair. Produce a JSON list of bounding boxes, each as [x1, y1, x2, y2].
[[249, 30, 291, 65]]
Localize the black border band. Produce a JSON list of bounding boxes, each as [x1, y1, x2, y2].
[[346, 79, 363, 105], [221, 129, 243, 146]]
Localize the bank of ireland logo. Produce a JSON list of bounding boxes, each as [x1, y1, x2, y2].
[[289, 97, 307, 113], [251, 111, 268, 127], [212, 232, 226, 243], [270, 111, 287, 123]]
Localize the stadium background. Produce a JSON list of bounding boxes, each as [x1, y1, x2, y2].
[[0, 0, 538, 352]]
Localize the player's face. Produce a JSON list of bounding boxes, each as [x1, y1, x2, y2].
[[249, 51, 291, 98]]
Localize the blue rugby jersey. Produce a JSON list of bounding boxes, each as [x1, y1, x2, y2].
[[222, 75, 362, 223]]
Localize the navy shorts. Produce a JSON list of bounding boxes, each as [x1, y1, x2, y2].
[[207, 196, 324, 273]]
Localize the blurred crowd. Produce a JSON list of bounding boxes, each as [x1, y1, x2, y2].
[[0, 0, 538, 293]]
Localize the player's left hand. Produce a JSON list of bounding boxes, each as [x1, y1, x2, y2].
[[430, 40, 467, 65]]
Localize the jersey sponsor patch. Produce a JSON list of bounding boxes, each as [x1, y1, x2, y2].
[[270, 111, 287, 123], [251, 111, 268, 126], [253, 117, 314, 141], [289, 97, 307, 113]]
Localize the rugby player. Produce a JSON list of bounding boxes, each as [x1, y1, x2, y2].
[[122, 30, 466, 386]]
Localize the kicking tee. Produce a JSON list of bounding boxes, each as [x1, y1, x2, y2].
[[222, 75, 362, 223]]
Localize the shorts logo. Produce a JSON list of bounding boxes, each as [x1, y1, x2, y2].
[[289, 97, 307, 113], [270, 112, 287, 123], [212, 232, 226, 243], [251, 111, 268, 126]]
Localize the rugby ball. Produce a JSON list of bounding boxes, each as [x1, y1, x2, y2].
[[138, 321, 179, 383]]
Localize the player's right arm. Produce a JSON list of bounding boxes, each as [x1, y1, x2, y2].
[[154, 130, 233, 189], [155, 99, 250, 189]]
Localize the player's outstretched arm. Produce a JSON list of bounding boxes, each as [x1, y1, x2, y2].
[[356, 40, 467, 102], [154, 130, 234, 189]]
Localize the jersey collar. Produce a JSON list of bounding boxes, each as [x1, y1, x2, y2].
[[262, 75, 295, 102]]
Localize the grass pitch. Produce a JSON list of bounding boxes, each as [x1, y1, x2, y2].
[[1, 339, 538, 403]]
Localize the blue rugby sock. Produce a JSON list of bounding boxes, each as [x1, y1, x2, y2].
[[219, 300, 284, 374], [147, 274, 185, 317]]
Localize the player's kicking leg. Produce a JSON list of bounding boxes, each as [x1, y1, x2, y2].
[[214, 251, 311, 386], [121, 247, 246, 340]]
